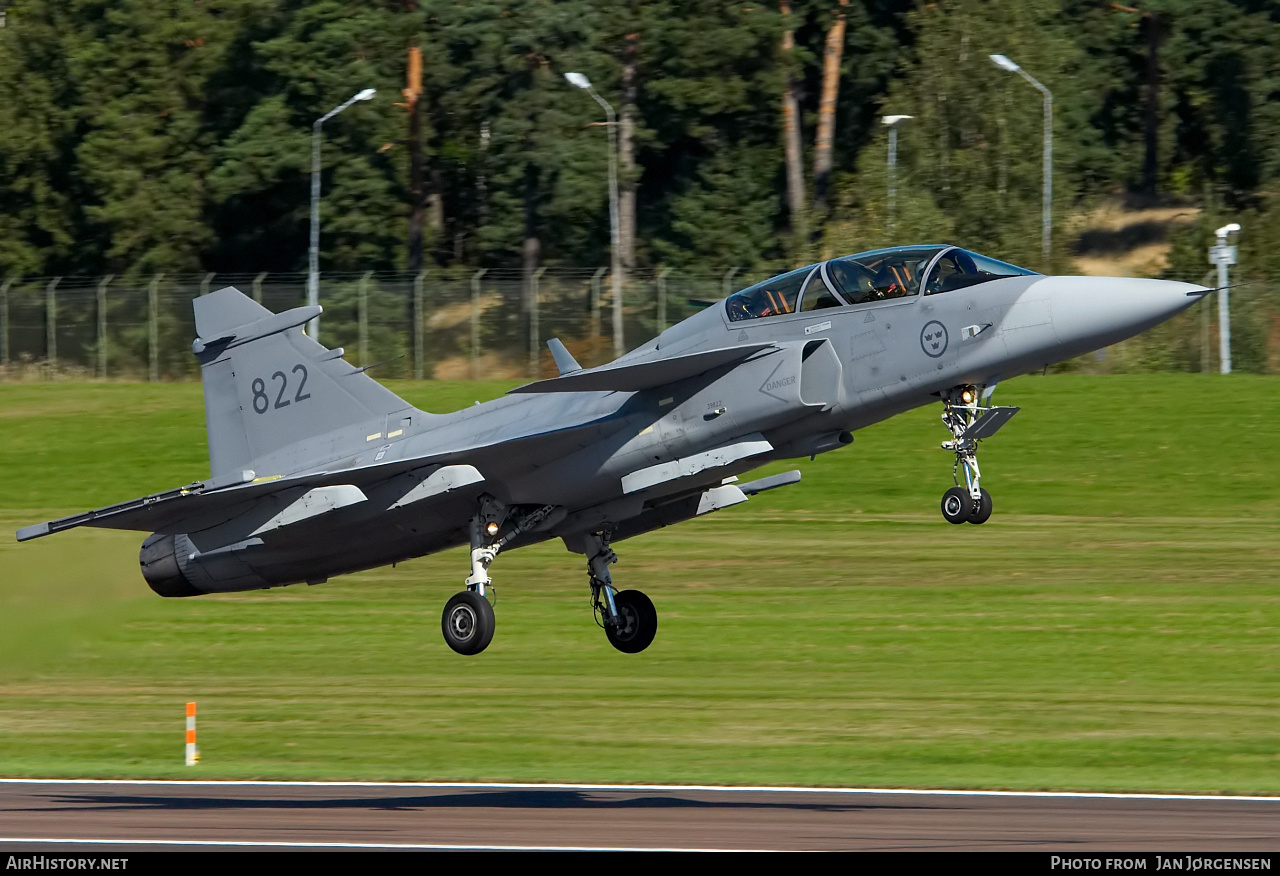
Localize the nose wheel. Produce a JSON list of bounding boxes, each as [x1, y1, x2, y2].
[[942, 486, 992, 525]]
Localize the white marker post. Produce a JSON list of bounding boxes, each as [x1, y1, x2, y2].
[[1208, 223, 1240, 375], [185, 702, 198, 766]]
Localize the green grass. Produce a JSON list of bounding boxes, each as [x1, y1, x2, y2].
[[0, 374, 1278, 791]]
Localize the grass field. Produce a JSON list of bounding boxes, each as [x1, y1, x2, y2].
[[0, 374, 1277, 792]]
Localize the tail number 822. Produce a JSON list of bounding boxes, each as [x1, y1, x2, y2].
[[250, 364, 311, 414]]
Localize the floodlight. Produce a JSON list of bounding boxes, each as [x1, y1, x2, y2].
[[989, 54, 1020, 72]]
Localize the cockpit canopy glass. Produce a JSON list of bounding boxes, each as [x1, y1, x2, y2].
[[924, 249, 1037, 295], [824, 246, 948, 304], [725, 264, 816, 322], [723, 245, 1039, 322]]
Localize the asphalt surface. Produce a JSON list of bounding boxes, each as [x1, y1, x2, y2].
[[0, 781, 1278, 851]]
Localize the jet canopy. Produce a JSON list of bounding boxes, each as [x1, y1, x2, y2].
[[725, 245, 1038, 322]]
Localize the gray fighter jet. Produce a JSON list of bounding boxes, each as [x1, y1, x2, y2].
[[16, 245, 1209, 655]]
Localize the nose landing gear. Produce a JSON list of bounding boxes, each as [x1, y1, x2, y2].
[[939, 385, 1018, 525]]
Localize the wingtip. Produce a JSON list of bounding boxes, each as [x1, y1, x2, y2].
[[15, 522, 50, 542]]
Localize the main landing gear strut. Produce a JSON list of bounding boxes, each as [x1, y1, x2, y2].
[[938, 385, 1019, 525], [441, 495, 555, 655], [440, 497, 658, 655], [585, 530, 657, 654]]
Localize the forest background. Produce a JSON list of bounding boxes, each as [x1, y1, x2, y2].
[[0, 0, 1278, 377]]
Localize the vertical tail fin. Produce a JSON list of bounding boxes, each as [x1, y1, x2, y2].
[[193, 287, 416, 477]]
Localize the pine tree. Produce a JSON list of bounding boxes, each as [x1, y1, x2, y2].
[[830, 0, 1084, 271], [65, 0, 269, 276], [207, 0, 424, 273], [0, 1, 86, 275]]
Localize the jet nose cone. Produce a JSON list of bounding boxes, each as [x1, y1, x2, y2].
[[1037, 276, 1208, 353]]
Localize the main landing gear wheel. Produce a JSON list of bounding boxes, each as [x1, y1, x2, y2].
[[605, 589, 657, 654], [583, 530, 657, 654], [442, 590, 495, 655], [443, 495, 559, 656], [941, 487, 971, 525]]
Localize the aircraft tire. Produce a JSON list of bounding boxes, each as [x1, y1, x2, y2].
[[968, 489, 993, 525], [442, 591, 495, 655], [605, 589, 657, 654], [941, 487, 971, 525]]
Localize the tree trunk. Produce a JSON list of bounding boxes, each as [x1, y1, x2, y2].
[[1140, 12, 1163, 199], [428, 167, 444, 251], [406, 46, 425, 273], [522, 163, 540, 330], [1112, 4, 1165, 200], [780, 0, 806, 245], [812, 0, 848, 216], [619, 30, 638, 274], [477, 120, 490, 231]]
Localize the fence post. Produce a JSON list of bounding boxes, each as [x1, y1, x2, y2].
[[148, 274, 163, 382], [1198, 269, 1216, 373], [721, 266, 741, 297], [1200, 292, 1212, 372], [414, 270, 426, 380], [470, 269, 486, 380], [657, 267, 671, 332], [529, 267, 545, 377], [200, 273, 215, 298], [97, 274, 113, 378], [590, 267, 605, 342], [359, 271, 372, 367], [0, 279, 10, 370], [252, 272, 266, 304], [46, 277, 60, 377]]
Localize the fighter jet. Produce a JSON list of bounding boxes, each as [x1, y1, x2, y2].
[[16, 245, 1209, 655]]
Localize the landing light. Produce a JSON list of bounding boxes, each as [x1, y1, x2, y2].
[[961, 388, 976, 405], [485, 522, 500, 536]]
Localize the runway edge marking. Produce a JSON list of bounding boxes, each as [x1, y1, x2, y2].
[[0, 779, 1277, 802]]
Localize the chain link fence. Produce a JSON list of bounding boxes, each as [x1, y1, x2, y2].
[[0, 268, 766, 382], [1082, 271, 1280, 376], [0, 268, 1275, 380]]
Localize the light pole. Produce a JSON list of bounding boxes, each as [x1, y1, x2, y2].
[[990, 54, 1052, 266], [565, 71, 624, 358], [882, 115, 913, 234], [1209, 222, 1241, 374], [308, 87, 377, 341]]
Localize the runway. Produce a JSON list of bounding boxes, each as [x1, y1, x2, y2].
[[1, 781, 1278, 851]]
